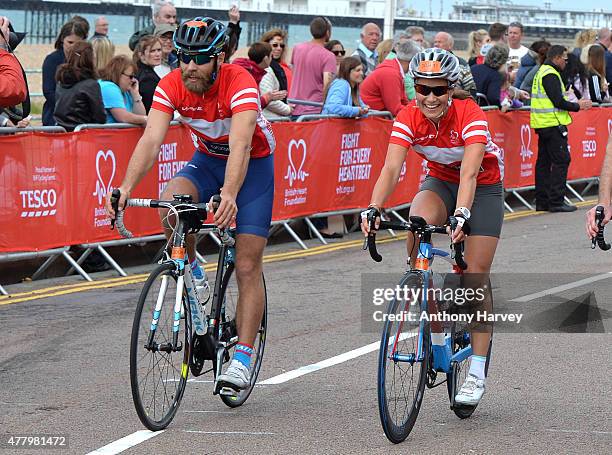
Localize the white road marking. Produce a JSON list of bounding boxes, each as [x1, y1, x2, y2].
[[183, 430, 275, 435], [545, 429, 612, 436], [510, 272, 612, 302], [86, 430, 164, 455], [259, 332, 416, 385]]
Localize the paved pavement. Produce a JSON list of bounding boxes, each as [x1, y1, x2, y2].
[[1, 206, 611, 454]]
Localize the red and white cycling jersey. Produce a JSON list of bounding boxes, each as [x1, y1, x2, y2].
[[151, 64, 275, 159], [390, 98, 504, 184]]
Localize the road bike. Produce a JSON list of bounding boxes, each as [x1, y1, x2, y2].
[[591, 206, 611, 251], [365, 215, 491, 443], [110, 191, 267, 431]]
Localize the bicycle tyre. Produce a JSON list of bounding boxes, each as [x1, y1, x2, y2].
[[219, 266, 267, 408], [378, 272, 430, 444], [130, 262, 191, 430]]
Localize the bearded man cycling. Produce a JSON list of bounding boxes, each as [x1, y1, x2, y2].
[[362, 48, 504, 406], [106, 17, 274, 391]]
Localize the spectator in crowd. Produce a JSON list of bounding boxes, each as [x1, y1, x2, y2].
[[154, 23, 177, 77], [224, 4, 242, 61], [500, 70, 522, 112], [129, 0, 176, 51], [289, 16, 336, 116], [515, 40, 549, 90], [405, 26, 425, 47], [584, 44, 610, 103], [360, 39, 420, 116], [433, 31, 476, 99], [516, 41, 550, 95], [92, 17, 109, 39], [376, 39, 393, 64], [562, 53, 590, 102], [260, 68, 293, 119], [471, 43, 509, 107], [322, 56, 369, 117], [488, 23, 507, 45], [260, 28, 293, 93], [71, 16, 90, 38], [352, 22, 381, 77], [385, 32, 418, 100], [53, 41, 106, 131], [91, 36, 115, 73], [595, 27, 612, 85], [134, 35, 162, 112], [507, 22, 529, 60], [467, 29, 490, 66], [232, 42, 272, 85], [530, 45, 592, 212], [325, 39, 346, 72], [572, 28, 597, 58], [0, 16, 27, 109], [42, 18, 88, 125], [99, 55, 147, 125]]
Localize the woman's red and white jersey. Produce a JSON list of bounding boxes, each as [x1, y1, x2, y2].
[[390, 98, 504, 184], [151, 64, 275, 159]]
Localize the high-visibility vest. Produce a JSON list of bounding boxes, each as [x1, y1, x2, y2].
[[530, 64, 572, 129]]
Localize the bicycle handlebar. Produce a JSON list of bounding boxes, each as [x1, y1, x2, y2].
[[364, 217, 468, 270], [110, 190, 233, 245], [592, 206, 611, 251]]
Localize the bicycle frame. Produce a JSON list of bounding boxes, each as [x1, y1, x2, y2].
[[389, 234, 472, 374]]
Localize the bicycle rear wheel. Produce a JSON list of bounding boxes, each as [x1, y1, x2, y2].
[[218, 264, 267, 408], [130, 262, 191, 430], [378, 272, 430, 444]]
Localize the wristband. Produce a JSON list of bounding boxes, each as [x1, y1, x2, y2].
[[454, 206, 471, 220]]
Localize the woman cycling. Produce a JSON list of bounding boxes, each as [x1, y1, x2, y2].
[[361, 48, 504, 406]]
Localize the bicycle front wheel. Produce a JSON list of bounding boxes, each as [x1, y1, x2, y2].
[[378, 272, 430, 444], [130, 262, 191, 431], [218, 264, 267, 408]]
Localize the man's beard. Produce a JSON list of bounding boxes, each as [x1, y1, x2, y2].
[[181, 69, 214, 95]]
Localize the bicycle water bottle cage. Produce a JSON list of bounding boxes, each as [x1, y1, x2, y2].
[[174, 194, 193, 202]]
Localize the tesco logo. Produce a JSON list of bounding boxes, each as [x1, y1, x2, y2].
[[582, 140, 597, 157], [19, 189, 58, 217]]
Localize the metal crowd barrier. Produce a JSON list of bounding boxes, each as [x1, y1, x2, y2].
[[0, 126, 66, 134]]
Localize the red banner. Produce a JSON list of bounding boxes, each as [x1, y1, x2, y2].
[[1, 108, 610, 253]]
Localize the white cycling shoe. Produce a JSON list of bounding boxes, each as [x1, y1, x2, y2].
[[455, 374, 485, 406], [216, 359, 250, 392]]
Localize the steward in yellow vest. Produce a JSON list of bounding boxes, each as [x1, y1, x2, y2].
[[529, 45, 592, 212]]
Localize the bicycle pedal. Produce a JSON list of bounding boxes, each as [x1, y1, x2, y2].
[[219, 386, 238, 397]]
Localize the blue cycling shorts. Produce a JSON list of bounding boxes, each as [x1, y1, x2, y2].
[[175, 152, 274, 238]]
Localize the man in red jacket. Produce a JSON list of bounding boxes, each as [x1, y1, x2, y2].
[[360, 39, 420, 116], [0, 16, 27, 108]]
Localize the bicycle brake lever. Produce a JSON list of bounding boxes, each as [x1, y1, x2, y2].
[[110, 189, 121, 230]]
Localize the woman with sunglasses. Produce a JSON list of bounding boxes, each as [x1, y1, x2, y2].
[[325, 39, 346, 72], [362, 48, 504, 407], [259, 29, 293, 94], [98, 55, 147, 125]]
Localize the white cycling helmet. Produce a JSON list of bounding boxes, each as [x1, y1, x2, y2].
[[409, 48, 460, 84]]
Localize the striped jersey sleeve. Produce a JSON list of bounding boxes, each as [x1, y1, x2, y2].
[[389, 109, 414, 148], [151, 70, 179, 115], [227, 71, 260, 114], [461, 105, 489, 145]]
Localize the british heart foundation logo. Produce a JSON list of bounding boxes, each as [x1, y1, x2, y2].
[[520, 124, 533, 162], [284, 139, 309, 187], [92, 149, 116, 206]]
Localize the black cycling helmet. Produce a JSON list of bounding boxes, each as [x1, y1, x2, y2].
[[173, 17, 228, 55]]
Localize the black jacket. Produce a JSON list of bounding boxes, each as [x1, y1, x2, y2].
[[540, 60, 580, 112], [136, 61, 161, 113], [42, 48, 65, 126], [471, 63, 502, 106], [54, 78, 106, 132]]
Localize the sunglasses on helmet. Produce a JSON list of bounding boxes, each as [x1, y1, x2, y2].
[[414, 84, 451, 97], [177, 51, 216, 65]]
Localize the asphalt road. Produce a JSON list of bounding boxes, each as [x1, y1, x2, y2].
[[1, 206, 611, 455]]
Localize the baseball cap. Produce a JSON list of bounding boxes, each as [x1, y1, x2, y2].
[[154, 23, 176, 36]]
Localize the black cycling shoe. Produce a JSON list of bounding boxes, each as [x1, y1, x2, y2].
[[549, 203, 577, 213], [535, 205, 549, 212]]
